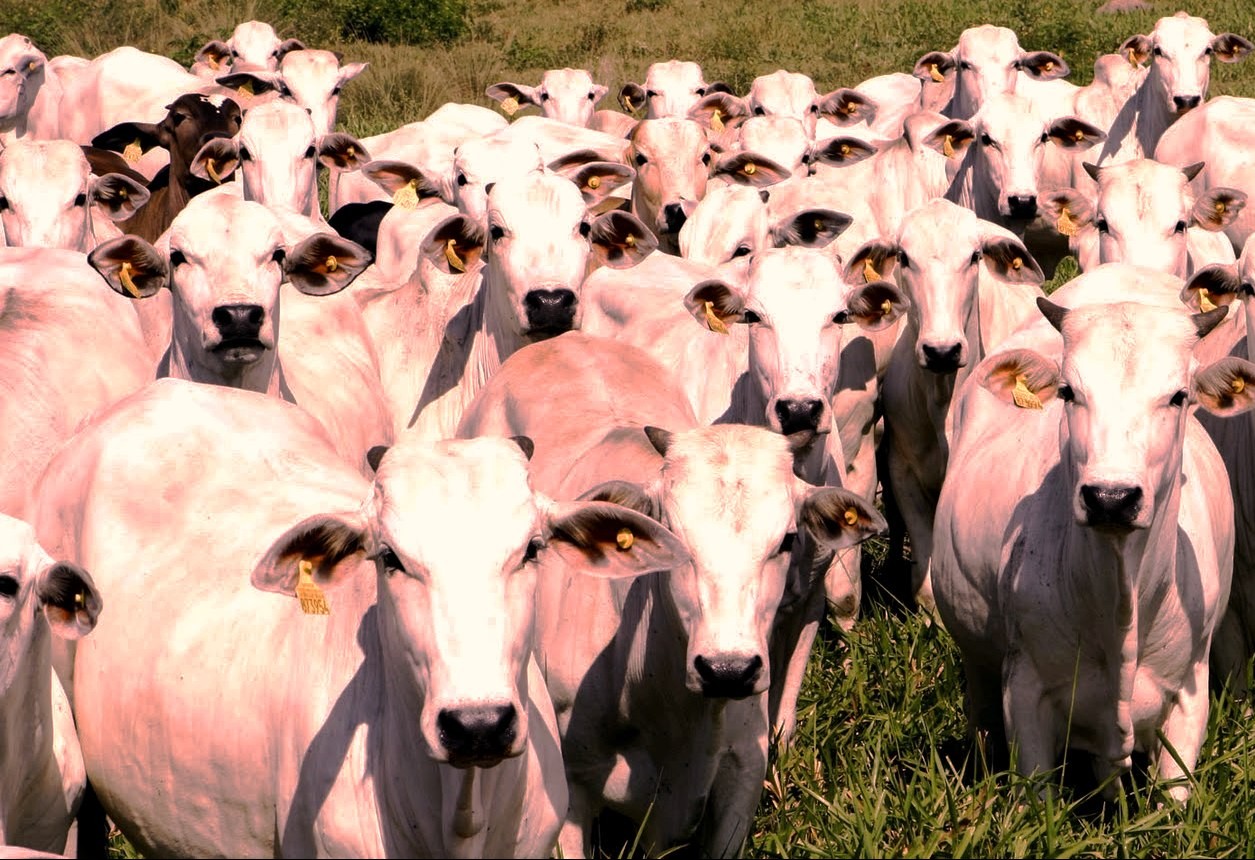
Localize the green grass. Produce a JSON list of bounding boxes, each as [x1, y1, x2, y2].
[[13, 0, 1255, 856]]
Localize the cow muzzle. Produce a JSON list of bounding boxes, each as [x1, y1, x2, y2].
[[436, 703, 520, 768], [693, 654, 764, 699], [661, 202, 689, 235], [772, 398, 827, 435], [1006, 195, 1039, 221], [1172, 94, 1202, 114], [1079, 482, 1145, 530], [919, 341, 966, 373], [210, 303, 267, 364], [523, 288, 577, 338]]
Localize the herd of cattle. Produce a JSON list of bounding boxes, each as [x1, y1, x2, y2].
[[2, 7, 1255, 858]]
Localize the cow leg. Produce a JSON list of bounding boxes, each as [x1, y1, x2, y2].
[[768, 556, 827, 745], [701, 701, 769, 859], [559, 785, 594, 859], [1155, 658, 1211, 804], [1003, 652, 1059, 790], [888, 449, 939, 617]]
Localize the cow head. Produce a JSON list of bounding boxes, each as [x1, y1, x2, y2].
[[1121, 12, 1253, 117], [487, 68, 608, 127], [0, 34, 46, 130]]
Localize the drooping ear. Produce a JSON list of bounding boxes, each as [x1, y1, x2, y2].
[[361, 160, 446, 208], [275, 39, 306, 63], [507, 435, 534, 461], [88, 235, 168, 299], [1193, 187, 1247, 231], [37, 561, 102, 641], [1038, 189, 1093, 238], [1120, 34, 1152, 67], [1193, 305, 1231, 339], [914, 51, 956, 84], [195, 40, 232, 72], [215, 71, 283, 96], [567, 161, 635, 207], [1180, 263, 1244, 313], [90, 174, 150, 220], [251, 512, 369, 596], [486, 82, 541, 115], [712, 151, 791, 187], [687, 91, 751, 134], [798, 487, 886, 552], [545, 500, 690, 579], [589, 210, 657, 268], [921, 119, 975, 159], [643, 426, 673, 457], [1037, 296, 1068, 332], [843, 239, 899, 284], [981, 233, 1045, 284], [1019, 51, 1069, 81], [189, 137, 240, 184], [91, 121, 165, 156], [684, 280, 747, 333], [319, 134, 371, 172], [976, 347, 1060, 408], [817, 88, 878, 127], [284, 233, 372, 296], [844, 281, 909, 331], [1047, 117, 1107, 150], [1195, 356, 1255, 416], [421, 213, 487, 276], [619, 82, 647, 114], [1211, 33, 1255, 64], [807, 136, 878, 169], [366, 445, 390, 473], [577, 479, 659, 519], [770, 208, 852, 250]]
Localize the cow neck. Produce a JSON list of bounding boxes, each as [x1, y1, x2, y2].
[[1130, 64, 1185, 160], [164, 323, 285, 398], [0, 626, 57, 833]]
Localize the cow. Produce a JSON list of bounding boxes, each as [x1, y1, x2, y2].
[[0, 34, 64, 143], [687, 69, 877, 142], [30, 377, 690, 857], [841, 199, 1045, 613], [1038, 158, 1245, 278], [932, 264, 1251, 802], [627, 117, 717, 253], [1094, 12, 1253, 167], [190, 20, 303, 78], [455, 331, 884, 857], [0, 515, 101, 855], [618, 59, 730, 119], [487, 69, 608, 127], [215, 48, 369, 137], [0, 139, 149, 251], [1155, 95, 1255, 254]]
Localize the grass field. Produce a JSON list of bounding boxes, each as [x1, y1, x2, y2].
[[9, 0, 1255, 856]]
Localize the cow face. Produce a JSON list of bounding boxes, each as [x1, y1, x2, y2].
[[0, 35, 44, 127], [628, 118, 713, 252], [487, 69, 607, 127], [1122, 13, 1254, 117], [621, 60, 719, 119]]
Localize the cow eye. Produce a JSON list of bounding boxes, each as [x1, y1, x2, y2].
[[897, 252, 911, 269], [959, 61, 972, 71], [695, 86, 706, 96], [278, 83, 292, 97], [0, 574, 17, 598], [1170, 389, 1189, 407], [1057, 383, 1075, 403], [1174, 220, 1187, 234], [169, 249, 186, 267], [271, 248, 285, 264], [539, 91, 550, 101], [0, 196, 8, 212], [732, 244, 751, 259], [1153, 46, 1164, 58], [377, 546, 403, 572], [303, 145, 316, 159], [578, 221, 591, 238], [809, 103, 820, 113], [523, 537, 544, 563], [1096, 218, 1109, 234], [979, 133, 993, 147], [701, 151, 711, 166], [832, 310, 852, 325], [1204, 46, 1214, 57], [455, 173, 468, 187], [778, 532, 796, 554], [230, 50, 240, 59], [331, 86, 342, 96], [73, 192, 87, 207], [753, 106, 766, 116], [238, 146, 252, 162], [490, 224, 505, 242], [1040, 131, 1050, 143], [741, 309, 762, 324], [646, 89, 659, 98], [634, 153, 648, 167], [587, 91, 596, 100], [970, 250, 982, 265]]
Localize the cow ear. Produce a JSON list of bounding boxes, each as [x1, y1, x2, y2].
[[486, 82, 540, 114], [284, 233, 372, 296], [589, 210, 657, 269], [1037, 296, 1067, 331], [1195, 357, 1255, 416], [577, 480, 660, 520], [366, 445, 389, 474], [913, 51, 955, 83], [88, 236, 168, 299], [361, 160, 446, 207], [921, 119, 974, 159], [1120, 35, 1152, 67], [1038, 189, 1093, 237], [90, 174, 150, 220], [1181, 263, 1243, 313], [1047, 117, 1107, 150], [771, 208, 852, 250], [619, 82, 646, 114], [421, 213, 486, 276], [37, 561, 102, 641], [844, 281, 909, 331], [91, 122, 164, 156], [189, 137, 239, 185], [336, 62, 369, 90], [688, 91, 750, 133], [684, 280, 747, 333], [1192, 188, 1247, 231], [981, 234, 1044, 285], [318, 134, 371, 172], [844, 240, 899, 284], [251, 512, 368, 597], [1019, 51, 1069, 81], [195, 40, 232, 71], [1211, 33, 1255, 64], [713, 151, 791, 187], [567, 162, 635, 207], [976, 347, 1060, 408], [544, 501, 690, 579], [215, 71, 283, 96], [798, 487, 886, 552], [808, 136, 878, 168], [275, 39, 306, 63], [817, 88, 877, 127]]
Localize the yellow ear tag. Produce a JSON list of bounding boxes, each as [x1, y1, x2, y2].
[[237, 79, 254, 97], [296, 559, 330, 615], [743, 162, 757, 176], [862, 257, 880, 283], [703, 300, 730, 335], [943, 134, 955, 158], [208, 55, 220, 71], [1012, 256, 1023, 270], [711, 109, 725, 133], [1012, 374, 1043, 410], [1232, 377, 1246, 395], [74, 590, 86, 610], [444, 238, 466, 273], [839, 143, 852, 157], [501, 96, 519, 116], [1072, 129, 1085, 142], [205, 157, 222, 184], [1216, 200, 1227, 215], [1198, 288, 1217, 313], [1127, 49, 1139, 67], [1056, 206, 1078, 238], [346, 145, 356, 159], [122, 138, 143, 165], [843, 507, 859, 526], [929, 63, 945, 83], [624, 233, 636, 247], [393, 179, 419, 210], [324, 255, 339, 273], [616, 528, 634, 550], [587, 175, 601, 190], [881, 298, 893, 317], [1043, 61, 1054, 73], [118, 261, 141, 298], [27, 60, 37, 73]]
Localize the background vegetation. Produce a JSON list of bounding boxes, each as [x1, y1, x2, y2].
[[5, 0, 1255, 855]]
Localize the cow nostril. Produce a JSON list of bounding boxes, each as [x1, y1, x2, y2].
[[522, 289, 577, 334], [211, 303, 265, 338], [921, 343, 964, 372], [1007, 195, 1038, 218], [1173, 95, 1201, 111], [693, 654, 764, 699], [662, 203, 688, 233], [1080, 484, 1144, 525], [774, 399, 824, 435], [437, 704, 518, 765]]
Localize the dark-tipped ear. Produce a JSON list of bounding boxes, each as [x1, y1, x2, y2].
[[544, 501, 690, 579], [844, 281, 909, 331], [1047, 117, 1106, 150], [510, 435, 535, 461], [975, 347, 1060, 409], [88, 235, 168, 299], [798, 487, 887, 551], [1195, 356, 1255, 417], [922, 119, 975, 159], [275, 39, 306, 62], [319, 134, 372, 172], [808, 136, 878, 168], [361, 160, 445, 207], [215, 72, 282, 97], [567, 162, 635, 206], [91, 122, 164, 157], [1018, 51, 1069, 81], [189, 137, 239, 184], [1211, 33, 1255, 64], [91, 174, 150, 220], [1038, 189, 1093, 237], [816, 88, 877, 127], [1181, 263, 1243, 313], [1192, 305, 1230, 340], [619, 82, 646, 114], [1193, 188, 1247, 231], [1037, 296, 1068, 332], [366, 445, 390, 473], [1120, 34, 1152, 67], [588, 210, 657, 268], [683, 280, 746, 333], [486, 82, 539, 115], [195, 40, 232, 71], [576, 480, 658, 519], [285, 234, 372, 296], [770, 208, 852, 249], [712, 151, 791, 187], [38, 562, 102, 641], [981, 235, 1044, 285], [421, 213, 487, 276], [913, 51, 956, 83], [251, 512, 368, 597], [643, 426, 673, 457], [843, 240, 899, 284]]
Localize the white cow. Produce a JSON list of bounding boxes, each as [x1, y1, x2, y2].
[[31, 378, 690, 857], [0, 34, 64, 143], [618, 59, 729, 118], [1155, 95, 1255, 254], [1094, 12, 1253, 166], [455, 332, 884, 857], [215, 48, 368, 137], [1038, 158, 1245, 277], [0, 515, 101, 855], [626, 117, 718, 253], [688, 69, 878, 142], [932, 266, 1249, 802], [190, 20, 303, 78], [0, 139, 148, 251], [487, 68, 608, 127], [842, 199, 1045, 613]]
